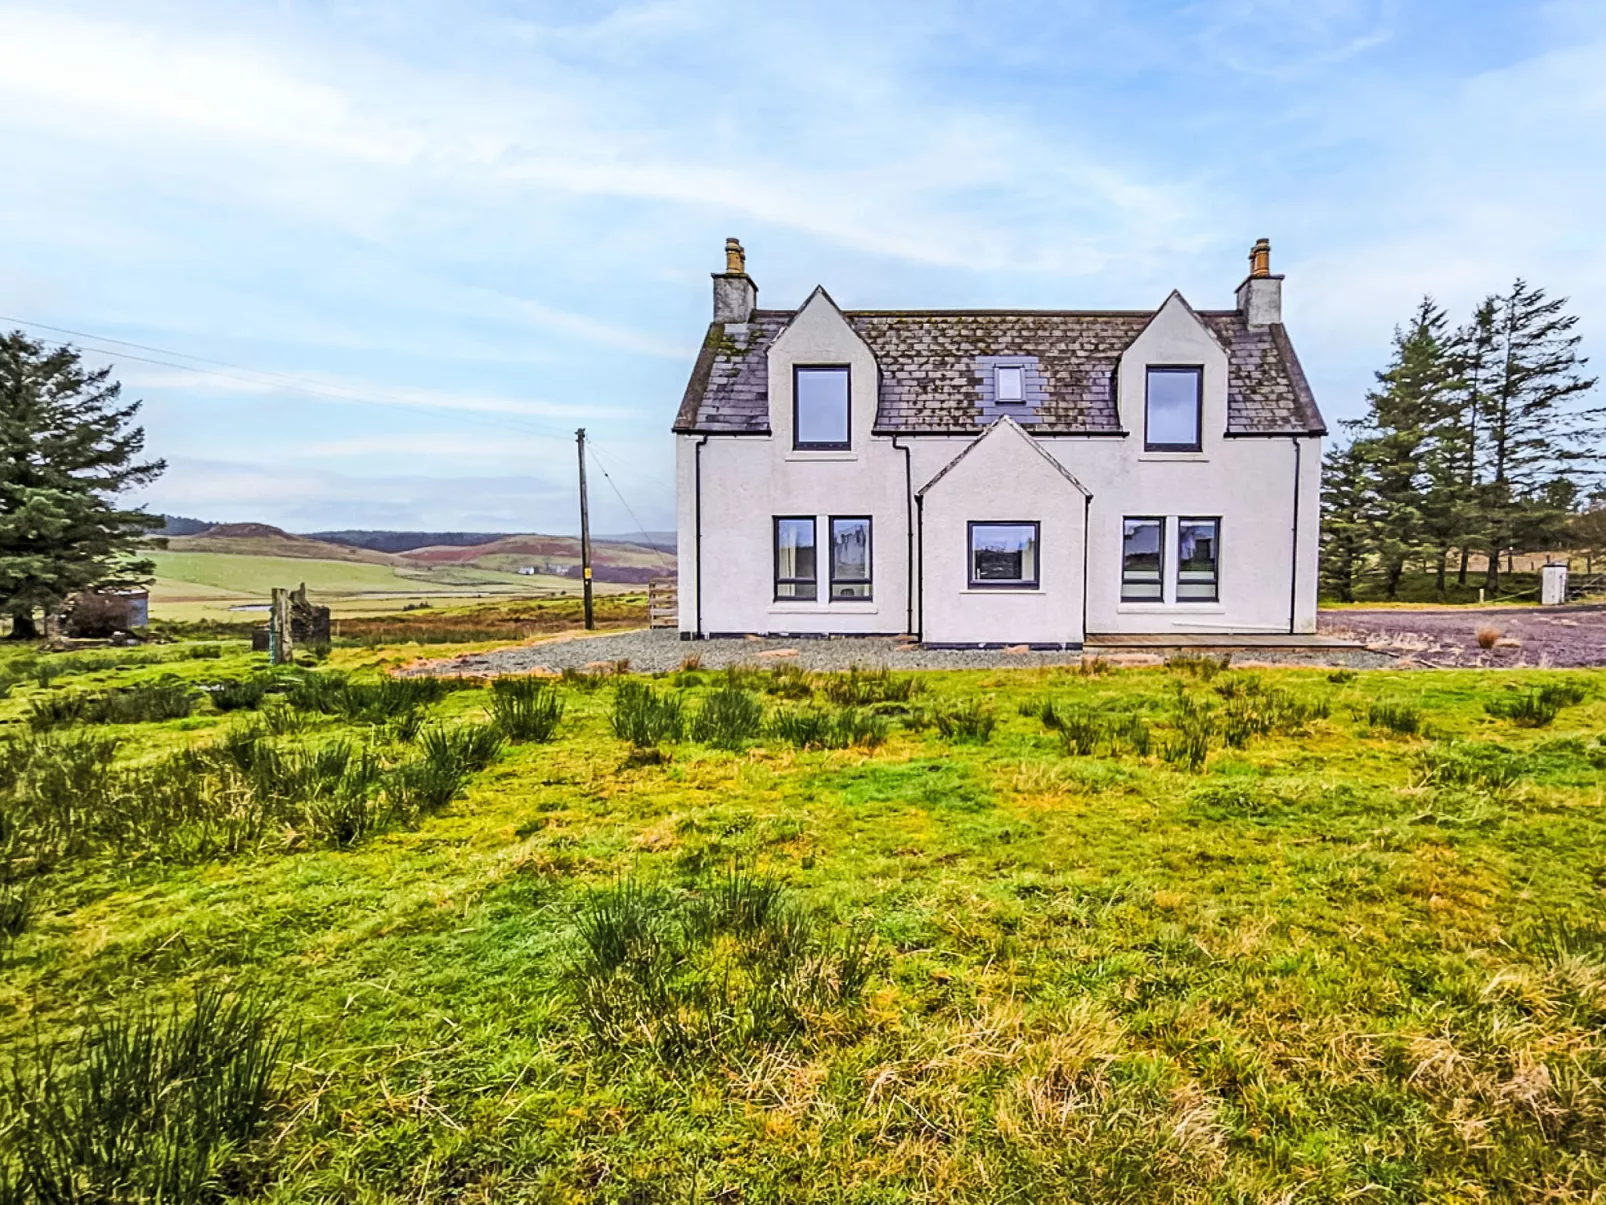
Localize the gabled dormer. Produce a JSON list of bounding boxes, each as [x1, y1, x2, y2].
[[1116, 290, 1230, 456], [766, 286, 879, 455]]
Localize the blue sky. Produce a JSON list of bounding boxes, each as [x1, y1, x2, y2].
[[0, 0, 1601, 536]]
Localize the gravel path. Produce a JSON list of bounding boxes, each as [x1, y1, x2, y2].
[[1318, 604, 1606, 668], [409, 628, 1397, 676]]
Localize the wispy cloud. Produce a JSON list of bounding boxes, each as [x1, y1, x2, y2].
[[1, 0, 1601, 529]]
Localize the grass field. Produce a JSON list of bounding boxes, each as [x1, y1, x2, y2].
[[2, 644, 1605, 1201], [149, 550, 607, 622]]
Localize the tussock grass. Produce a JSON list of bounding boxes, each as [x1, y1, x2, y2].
[[769, 704, 889, 750], [819, 665, 919, 706], [26, 679, 195, 730], [689, 687, 765, 750], [0, 986, 292, 1203], [1041, 702, 1152, 758], [488, 677, 565, 742], [1485, 681, 1589, 728], [1368, 699, 1423, 735], [611, 681, 684, 747], [565, 869, 877, 1060], [1165, 651, 1230, 680], [932, 698, 997, 743]]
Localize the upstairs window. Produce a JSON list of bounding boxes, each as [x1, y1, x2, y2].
[[1145, 367, 1202, 451], [995, 364, 1024, 403], [1177, 518, 1220, 601], [829, 517, 872, 599], [794, 366, 850, 449], [969, 522, 1039, 588], [774, 517, 817, 600], [1121, 517, 1164, 601]]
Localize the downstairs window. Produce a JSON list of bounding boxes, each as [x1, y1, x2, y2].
[[1177, 518, 1220, 602], [1122, 517, 1164, 601], [969, 522, 1039, 588], [774, 517, 817, 600]]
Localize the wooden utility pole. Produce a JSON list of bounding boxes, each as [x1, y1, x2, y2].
[[576, 428, 595, 630]]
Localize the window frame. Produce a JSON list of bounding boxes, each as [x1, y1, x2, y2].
[[995, 364, 1025, 404], [1121, 515, 1166, 603], [828, 515, 873, 601], [1176, 516, 1221, 603], [1143, 366, 1204, 452], [967, 520, 1041, 590], [773, 515, 819, 601], [792, 364, 852, 450]]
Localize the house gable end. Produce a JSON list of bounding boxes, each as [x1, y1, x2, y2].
[[918, 416, 1091, 499]]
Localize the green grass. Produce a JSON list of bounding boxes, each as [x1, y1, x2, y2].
[[3, 646, 1606, 1200], [151, 550, 419, 596]]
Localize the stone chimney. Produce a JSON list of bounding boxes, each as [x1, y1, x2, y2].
[[712, 237, 757, 323], [1234, 237, 1283, 327]]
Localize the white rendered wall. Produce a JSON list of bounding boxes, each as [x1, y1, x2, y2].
[[917, 420, 1087, 646]]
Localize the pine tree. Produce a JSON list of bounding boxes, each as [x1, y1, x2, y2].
[[1478, 281, 1601, 592], [1350, 298, 1457, 598], [1444, 300, 1498, 587], [1319, 440, 1374, 603], [0, 332, 165, 637]]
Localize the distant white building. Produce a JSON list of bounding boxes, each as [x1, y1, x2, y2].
[[674, 239, 1324, 647]]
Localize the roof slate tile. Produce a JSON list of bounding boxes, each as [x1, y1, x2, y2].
[[671, 307, 1324, 437]]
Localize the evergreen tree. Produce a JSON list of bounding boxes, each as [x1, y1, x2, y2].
[[1478, 281, 1600, 592], [0, 332, 164, 637], [1319, 440, 1374, 603], [1349, 298, 1458, 598], [1443, 299, 1498, 587]]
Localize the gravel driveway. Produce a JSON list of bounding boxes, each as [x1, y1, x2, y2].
[[409, 628, 1395, 676], [1318, 604, 1606, 668]]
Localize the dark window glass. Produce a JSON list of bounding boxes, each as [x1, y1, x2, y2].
[[830, 517, 872, 599], [775, 517, 816, 600], [969, 523, 1039, 587], [1122, 518, 1164, 601], [1177, 518, 1219, 601], [996, 365, 1024, 402], [1145, 367, 1202, 450], [795, 367, 850, 448]]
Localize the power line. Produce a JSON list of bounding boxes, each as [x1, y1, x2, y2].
[[3, 315, 578, 441], [586, 441, 673, 569]]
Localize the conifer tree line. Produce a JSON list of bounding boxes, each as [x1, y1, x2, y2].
[[1321, 281, 1602, 601]]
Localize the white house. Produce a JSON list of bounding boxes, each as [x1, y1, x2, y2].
[[673, 239, 1324, 648]]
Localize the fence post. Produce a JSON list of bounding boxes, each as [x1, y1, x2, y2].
[[269, 588, 293, 665]]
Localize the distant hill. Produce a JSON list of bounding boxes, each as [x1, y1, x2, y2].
[[310, 530, 518, 554], [146, 521, 673, 583], [596, 530, 676, 551], [152, 513, 218, 536], [164, 524, 399, 564]]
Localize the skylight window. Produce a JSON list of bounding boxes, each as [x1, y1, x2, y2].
[[995, 365, 1024, 403]]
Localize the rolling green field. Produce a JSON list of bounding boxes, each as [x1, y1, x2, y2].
[[2, 645, 1606, 1201], [149, 551, 592, 622]]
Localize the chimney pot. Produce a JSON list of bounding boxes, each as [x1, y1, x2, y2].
[[1249, 238, 1271, 278], [712, 237, 757, 323]]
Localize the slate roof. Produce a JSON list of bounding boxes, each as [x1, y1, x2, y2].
[[673, 306, 1325, 438]]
